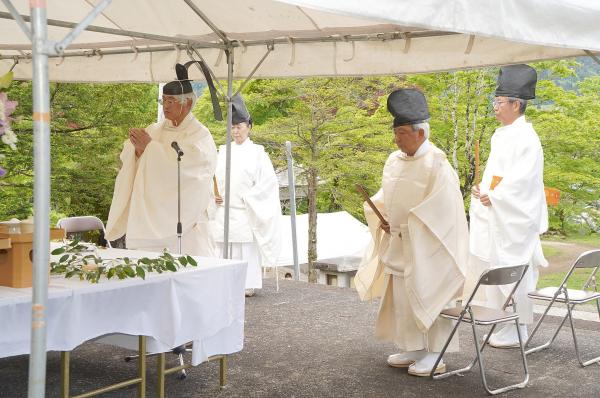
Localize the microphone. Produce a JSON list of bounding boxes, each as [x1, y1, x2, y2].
[[171, 141, 184, 157]]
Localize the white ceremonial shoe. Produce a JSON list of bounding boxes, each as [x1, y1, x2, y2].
[[487, 324, 528, 349], [407, 353, 446, 377], [245, 288, 256, 297], [387, 350, 426, 368]]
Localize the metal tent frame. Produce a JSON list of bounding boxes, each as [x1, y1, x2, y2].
[[2, 1, 600, 397]]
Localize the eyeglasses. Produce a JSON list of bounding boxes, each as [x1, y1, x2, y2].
[[492, 99, 512, 107], [158, 97, 180, 106]]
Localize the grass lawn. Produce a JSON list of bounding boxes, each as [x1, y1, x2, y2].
[[543, 233, 600, 247], [541, 244, 562, 258], [537, 269, 597, 289], [538, 233, 599, 289]]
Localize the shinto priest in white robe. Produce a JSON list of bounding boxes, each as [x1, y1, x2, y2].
[[105, 112, 217, 256], [355, 140, 468, 352], [467, 115, 548, 324], [213, 139, 282, 289]]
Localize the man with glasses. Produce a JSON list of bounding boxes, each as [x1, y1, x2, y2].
[[467, 64, 548, 348], [355, 88, 468, 377], [106, 63, 217, 257]]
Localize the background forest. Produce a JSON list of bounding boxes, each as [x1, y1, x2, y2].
[[1, 58, 599, 243]]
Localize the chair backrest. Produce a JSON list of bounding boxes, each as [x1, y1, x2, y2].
[[479, 264, 528, 286], [56, 216, 105, 233], [574, 250, 600, 269], [56, 216, 111, 248], [462, 264, 528, 311]]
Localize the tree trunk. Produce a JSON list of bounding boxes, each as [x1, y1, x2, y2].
[[307, 166, 318, 283], [306, 122, 320, 284], [464, 70, 486, 196], [450, 74, 460, 172]]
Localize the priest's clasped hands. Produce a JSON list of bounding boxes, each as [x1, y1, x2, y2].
[[129, 128, 152, 158], [471, 184, 492, 207]]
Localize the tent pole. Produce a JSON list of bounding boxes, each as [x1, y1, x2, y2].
[[27, 1, 51, 397], [182, 0, 229, 44], [584, 50, 600, 66], [234, 44, 274, 96], [10, 0, 112, 396], [222, 47, 234, 259], [0, 11, 221, 49], [187, 48, 227, 99], [285, 141, 300, 281]]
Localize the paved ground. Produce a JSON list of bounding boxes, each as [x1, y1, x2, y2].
[[2, 279, 600, 398]]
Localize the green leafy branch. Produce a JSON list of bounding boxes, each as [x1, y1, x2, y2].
[[50, 240, 198, 283]]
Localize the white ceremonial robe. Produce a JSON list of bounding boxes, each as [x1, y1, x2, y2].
[[355, 141, 468, 352], [213, 138, 282, 289], [105, 113, 217, 257], [467, 116, 548, 324]]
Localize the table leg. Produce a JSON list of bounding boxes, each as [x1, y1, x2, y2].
[[219, 355, 227, 388], [57, 337, 147, 398], [157, 352, 166, 398], [138, 336, 146, 398], [61, 351, 70, 398]]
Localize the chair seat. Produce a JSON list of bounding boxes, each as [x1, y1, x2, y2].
[[528, 287, 600, 304], [440, 305, 519, 325]]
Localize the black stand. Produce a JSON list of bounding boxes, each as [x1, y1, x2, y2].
[[174, 145, 186, 379], [176, 150, 183, 255]]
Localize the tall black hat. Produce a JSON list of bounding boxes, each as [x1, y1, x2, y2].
[[231, 94, 252, 126], [495, 64, 537, 100], [162, 61, 223, 121], [387, 88, 430, 127], [162, 63, 193, 95]]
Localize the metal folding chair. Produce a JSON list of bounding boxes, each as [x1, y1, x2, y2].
[[431, 264, 530, 395], [56, 216, 112, 248], [526, 249, 600, 366]]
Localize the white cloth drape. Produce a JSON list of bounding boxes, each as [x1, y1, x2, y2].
[[0, 247, 246, 366]]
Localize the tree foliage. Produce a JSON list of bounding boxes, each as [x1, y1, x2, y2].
[[1, 58, 598, 248], [0, 82, 156, 223]]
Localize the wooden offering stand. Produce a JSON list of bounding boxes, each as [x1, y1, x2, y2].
[[0, 224, 65, 288]]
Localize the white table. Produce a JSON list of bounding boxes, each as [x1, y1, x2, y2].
[[0, 247, 247, 397]]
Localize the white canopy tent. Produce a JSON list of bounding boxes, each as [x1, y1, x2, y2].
[[1, 0, 599, 81], [276, 211, 371, 267], [1, 0, 599, 396]]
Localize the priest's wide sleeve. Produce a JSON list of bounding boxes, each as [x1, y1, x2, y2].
[[105, 140, 138, 241], [243, 148, 282, 266]]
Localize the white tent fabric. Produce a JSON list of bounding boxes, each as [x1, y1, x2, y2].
[[276, 211, 371, 268], [283, 0, 600, 52], [1, 0, 598, 82]]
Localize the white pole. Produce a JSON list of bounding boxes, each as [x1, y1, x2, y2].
[[222, 48, 233, 258], [285, 141, 300, 281], [7, 1, 113, 395], [28, 2, 50, 397], [157, 83, 164, 122]]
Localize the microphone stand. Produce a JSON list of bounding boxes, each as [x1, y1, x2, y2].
[[171, 143, 189, 378], [176, 149, 183, 255]]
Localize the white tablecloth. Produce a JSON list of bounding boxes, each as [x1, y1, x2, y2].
[[0, 248, 247, 366]]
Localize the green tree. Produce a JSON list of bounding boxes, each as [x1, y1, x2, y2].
[[0, 82, 156, 223]]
